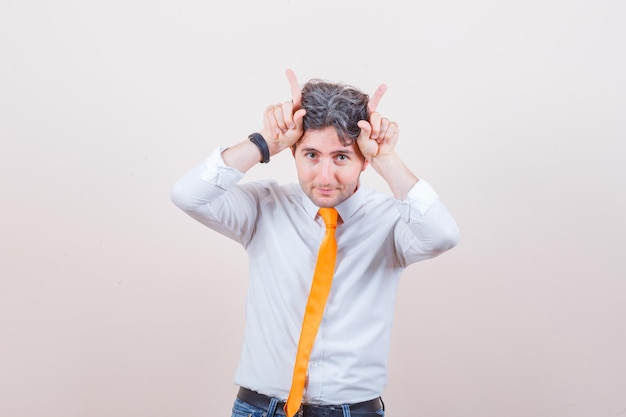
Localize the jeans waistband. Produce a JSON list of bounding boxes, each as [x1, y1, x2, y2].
[[237, 387, 383, 416]]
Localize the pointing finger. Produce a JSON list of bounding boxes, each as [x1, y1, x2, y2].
[[369, 111, 381, 139], [367, 83, 387, 114], [285, 68, 302, 109]]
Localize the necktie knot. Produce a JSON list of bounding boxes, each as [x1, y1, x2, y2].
[[319, 207, 338, 229]]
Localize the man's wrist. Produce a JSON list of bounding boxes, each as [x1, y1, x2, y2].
[[248, 133, 270, 163], [258, 129, 295, 157], [369, 151, 398, 166]]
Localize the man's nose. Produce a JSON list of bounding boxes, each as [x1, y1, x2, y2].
[[318, 158, 333, 184]]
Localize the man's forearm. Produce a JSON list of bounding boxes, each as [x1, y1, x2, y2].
[[222, 130, 291, 172], [222, 139, 265, 173], [370, 152, 419, 200]]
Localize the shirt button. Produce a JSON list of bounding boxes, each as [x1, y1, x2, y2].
[[311, 362, 318, 368]]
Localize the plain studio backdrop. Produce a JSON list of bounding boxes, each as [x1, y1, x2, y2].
[[1, 0, 624, 416]]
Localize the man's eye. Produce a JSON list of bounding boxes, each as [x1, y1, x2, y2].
[[336, 154, 348, 161], [306, 153, 316, 159]]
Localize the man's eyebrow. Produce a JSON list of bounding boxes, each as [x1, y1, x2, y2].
[[331, 149, 356, 156], [299, 147, 356, 155]]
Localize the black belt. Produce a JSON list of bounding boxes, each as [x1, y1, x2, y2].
[[237, 387, 383, 416]]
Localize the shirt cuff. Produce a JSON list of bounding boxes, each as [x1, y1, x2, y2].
[[200, 147, 245, 189], [404, 179, 439, 216]]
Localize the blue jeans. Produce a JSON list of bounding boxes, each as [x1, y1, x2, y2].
[[231, 398, 385, 417]]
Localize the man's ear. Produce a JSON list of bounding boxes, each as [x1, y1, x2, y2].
[[361, 159, 369, 172], [291, 144, 296, 157]]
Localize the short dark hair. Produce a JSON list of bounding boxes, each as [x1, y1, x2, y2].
[[300, 79, 370, 146]]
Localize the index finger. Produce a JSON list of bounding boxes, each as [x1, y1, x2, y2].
[[367, 83, 388, 114], [285, 68, 302, 108]]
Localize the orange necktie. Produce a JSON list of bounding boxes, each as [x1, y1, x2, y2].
[[285, 207, 339, 417]]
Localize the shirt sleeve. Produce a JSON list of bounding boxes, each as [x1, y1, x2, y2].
[[404, 179, 440, 216], [170, 147, 258, 245], [395, 179, 460, 265], [199, 146, 245, 187]]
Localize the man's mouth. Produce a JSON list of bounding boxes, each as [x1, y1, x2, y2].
[[315, 187, 335, 195]]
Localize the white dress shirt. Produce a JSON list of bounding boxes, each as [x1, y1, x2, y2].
[[171, 147, 459, 405]]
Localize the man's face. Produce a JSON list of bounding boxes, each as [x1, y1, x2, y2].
[[293, 126, 368, 208]]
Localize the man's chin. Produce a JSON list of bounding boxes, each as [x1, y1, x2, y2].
[[309, 193, 340, 208], [311, 198, 336, 208]]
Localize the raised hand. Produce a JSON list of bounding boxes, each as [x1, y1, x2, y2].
[[260, 69, 307, 155], [356, 84, 400, 161]]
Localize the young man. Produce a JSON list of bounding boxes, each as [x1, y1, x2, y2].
[[171, 69, 460, 417]]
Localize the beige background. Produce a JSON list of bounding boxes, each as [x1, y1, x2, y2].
[[1, 0, 625, 416]]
